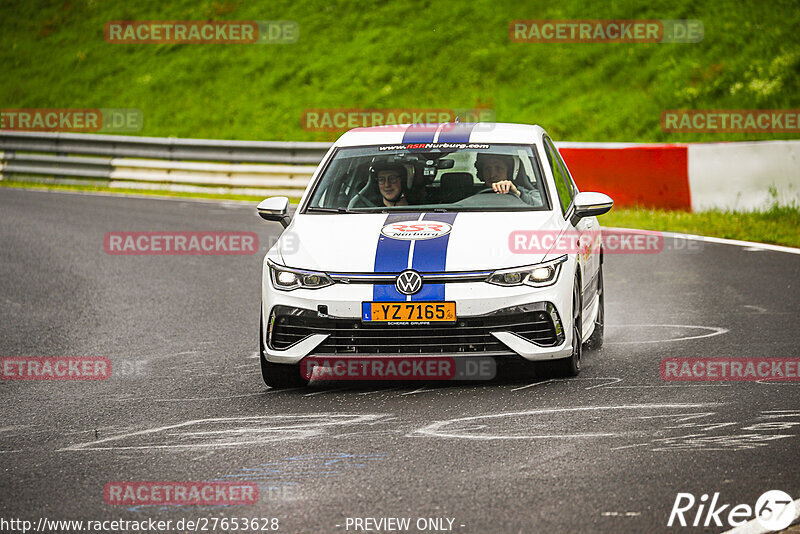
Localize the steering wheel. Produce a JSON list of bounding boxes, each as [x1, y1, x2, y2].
[[477, 187, 502, 194]]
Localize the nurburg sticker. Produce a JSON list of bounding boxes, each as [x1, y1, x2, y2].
[[380, 221, 453, 240]]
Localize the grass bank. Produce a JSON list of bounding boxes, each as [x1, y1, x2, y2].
[[2, 0, 799, 142]]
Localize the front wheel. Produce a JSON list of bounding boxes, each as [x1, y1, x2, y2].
[[259, 310, 309, 389], [545, 276, 582, 377]]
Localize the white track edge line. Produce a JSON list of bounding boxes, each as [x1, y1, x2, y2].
[[606, 227, 800, 255]]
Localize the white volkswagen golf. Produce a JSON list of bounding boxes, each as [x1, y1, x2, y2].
[[257, 122, 613, 388]]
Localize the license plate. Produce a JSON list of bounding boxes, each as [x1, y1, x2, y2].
[[363, 302, 456, 323]]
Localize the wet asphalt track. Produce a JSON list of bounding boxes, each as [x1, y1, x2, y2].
[[0, 188, 798, 534]]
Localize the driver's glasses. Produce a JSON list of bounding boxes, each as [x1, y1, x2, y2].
[[377, 176, 401, 185]]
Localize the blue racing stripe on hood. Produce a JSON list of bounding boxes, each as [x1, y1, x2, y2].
[[372, 213, 421, 301], [401, 124, 439, 144], [410, 213, 458, 301], [437, 122, 476, 143]]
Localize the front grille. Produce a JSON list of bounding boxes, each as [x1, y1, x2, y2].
[[269, 304, 562, 355]]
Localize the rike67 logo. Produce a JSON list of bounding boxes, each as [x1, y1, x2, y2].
[[668, 490, 796, 531]]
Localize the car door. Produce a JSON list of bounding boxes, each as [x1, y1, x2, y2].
[[542, 136, 599, 308], [558, 149, 602, 292]]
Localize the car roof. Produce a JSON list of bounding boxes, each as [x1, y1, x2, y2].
[[334, 122, 546, 147]]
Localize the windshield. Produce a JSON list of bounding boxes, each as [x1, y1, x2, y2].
[[305, 143, 549, 212]]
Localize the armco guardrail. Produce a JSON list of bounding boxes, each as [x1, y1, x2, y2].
[[0, 131, 331, 163], [0, 131, 331, 196], [2, 131, 798, 210]]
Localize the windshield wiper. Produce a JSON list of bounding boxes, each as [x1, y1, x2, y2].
[[306, 207, 352, 214]]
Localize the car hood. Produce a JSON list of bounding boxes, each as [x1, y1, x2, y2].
[[275, 211, 565, 272]]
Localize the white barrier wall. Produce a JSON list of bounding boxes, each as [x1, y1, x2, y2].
[[688, 141, 800, 211]]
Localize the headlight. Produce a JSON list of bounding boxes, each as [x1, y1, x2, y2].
[[269, 262, 333, 291], [486, 255, 567, 288]]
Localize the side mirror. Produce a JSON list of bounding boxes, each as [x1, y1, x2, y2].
[[570, 192, 614, 226], [257, 197, 291, 228]]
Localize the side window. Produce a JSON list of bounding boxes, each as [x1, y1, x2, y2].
[[551, 140, 579, 196], [543, 137, 573, 215]]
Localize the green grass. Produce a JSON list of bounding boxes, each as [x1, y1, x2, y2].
[[599, 204, 800, 248], [4, 180, 798, 248], [2, 0, 799, 143]]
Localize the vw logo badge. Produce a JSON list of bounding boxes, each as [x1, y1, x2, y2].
[[396, 270, 423, 295]]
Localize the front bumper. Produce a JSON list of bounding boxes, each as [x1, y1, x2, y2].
[[265, 302, 570, 363], [261, 259, 576, 364]]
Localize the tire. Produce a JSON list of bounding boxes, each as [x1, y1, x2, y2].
[[546, 276, 582, 377], [585, 265, 604, 350], [259, 310, 309, 389]]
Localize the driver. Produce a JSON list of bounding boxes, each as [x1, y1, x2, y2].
[[475, 153, 541, 206]]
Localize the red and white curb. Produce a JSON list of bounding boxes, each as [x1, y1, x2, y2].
[[557, 140, 800, 212]]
